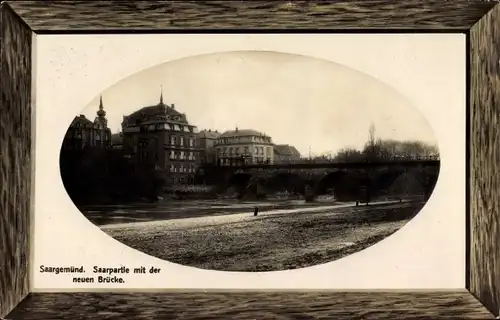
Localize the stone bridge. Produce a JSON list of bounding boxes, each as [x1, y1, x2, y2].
[[200, 160, 440, 202]]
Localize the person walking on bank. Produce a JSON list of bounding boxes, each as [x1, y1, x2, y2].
[[254, 206, 259, 216]]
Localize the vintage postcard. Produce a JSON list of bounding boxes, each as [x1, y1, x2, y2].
[[32, 33, 465, 291]]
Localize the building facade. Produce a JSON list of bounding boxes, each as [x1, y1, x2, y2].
[[121, 91, 200, 184], [273, 144, 301, 163], [214, 128, 274, 166], [62, 96, 112, 149], [196, 129, 221, 164]]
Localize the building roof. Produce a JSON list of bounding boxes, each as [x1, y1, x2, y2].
[[219, 128, 269, 138], [71, 115, 93, 127], [111, 133, 123, 145], [123, 99, 191, 127], [197, 129, 221, 139], [273, 144, 301, 158]]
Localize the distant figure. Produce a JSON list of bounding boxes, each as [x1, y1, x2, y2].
[[356, 200, 359, 207], [254, 206, 259, 216], [399, 198, 402, 203]]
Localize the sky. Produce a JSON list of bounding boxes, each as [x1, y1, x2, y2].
[[81, 51, 437, 157]]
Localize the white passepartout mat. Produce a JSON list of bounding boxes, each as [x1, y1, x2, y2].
[[32, 34, 465, 291]]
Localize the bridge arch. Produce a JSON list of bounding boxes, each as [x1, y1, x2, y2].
[[264, 171, 306, 195], [226, 172, 253, 193], [314, 171, 350, 198], [375, 169, 406, 192], [375, 167, 440, 200]]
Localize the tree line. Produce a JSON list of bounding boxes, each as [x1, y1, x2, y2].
[[329, 123, 439, 162]]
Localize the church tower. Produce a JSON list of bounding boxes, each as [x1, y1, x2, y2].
[[95, 95, 108, 127]]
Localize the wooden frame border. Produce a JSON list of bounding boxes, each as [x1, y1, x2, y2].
[[1, 1, 498, 319]]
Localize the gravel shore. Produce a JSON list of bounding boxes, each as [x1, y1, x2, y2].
[[103, 201, 424, 271]]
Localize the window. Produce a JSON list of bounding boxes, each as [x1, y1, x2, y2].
[[171, 136, 176, 145], [170, 164, 175, 172], [229, 148, 233, 155], [189, 139, 194, 147], [244, 147, 249, 154], [180, 165, 185, 173], [180, 151, 184, 160], [180, 137, 184, 146], [170, 151, 175, 159]]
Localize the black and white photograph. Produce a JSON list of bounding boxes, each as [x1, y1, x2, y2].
[[3, 1, 499, 319], [59, 50, 441, 272]]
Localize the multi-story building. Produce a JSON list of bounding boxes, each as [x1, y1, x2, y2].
[[196, 129, 221, 164], [214, 128, 274, 166], [62, 96, 112, 149], [121, 91, 200, 184], [273, 144, 301, 163]]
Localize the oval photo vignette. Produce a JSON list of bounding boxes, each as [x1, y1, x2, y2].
[[59, 50, 441, 272]]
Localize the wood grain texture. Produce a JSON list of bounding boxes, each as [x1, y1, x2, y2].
[[0, 2, 32, 319], [470, 3, 500, 318], [7, 0, 499, 32], [4, 0, 499, 318], [6, 291, 496, 319]]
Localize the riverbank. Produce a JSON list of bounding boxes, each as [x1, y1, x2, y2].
[[103, 201, 424, 271]]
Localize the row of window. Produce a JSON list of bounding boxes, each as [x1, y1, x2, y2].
[[73, 123, 106, 130], [66, 133, 111, 142], [218, 158, 271, 166], [170, 136, 195, 147], [217, 146, 271, 156], [69, 129, 110, 138], [216, 136, 271, 145], [169, 151, 197, 161], [169, 164, 196, 173], [138, 123, 195, 133]]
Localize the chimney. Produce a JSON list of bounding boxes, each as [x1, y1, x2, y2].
[[171, 103, 175, 109], [209, 129, 211, 132]]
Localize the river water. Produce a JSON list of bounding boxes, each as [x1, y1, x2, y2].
[[81, 198, 407, 227]]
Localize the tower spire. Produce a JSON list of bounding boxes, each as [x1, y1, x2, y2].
[[97, 94, 106, 118], [160, 85, 164, 104]]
